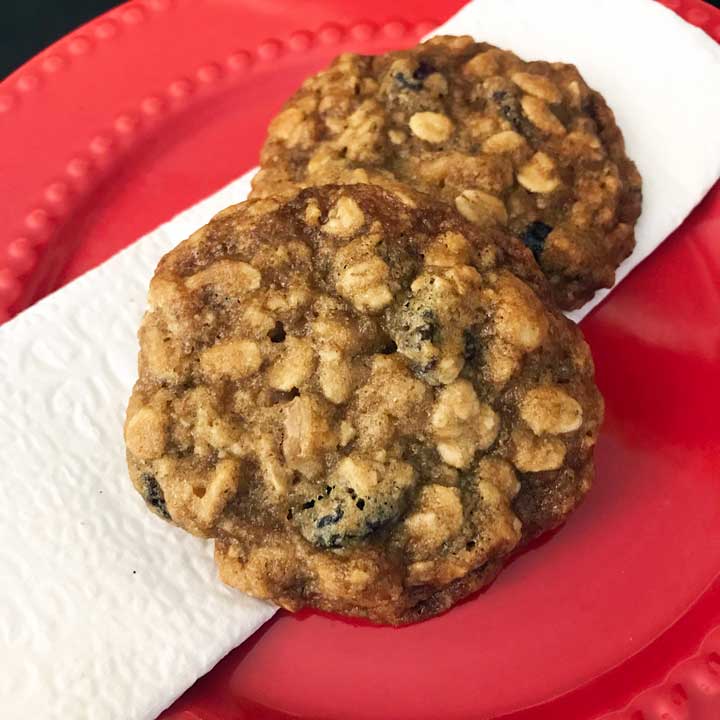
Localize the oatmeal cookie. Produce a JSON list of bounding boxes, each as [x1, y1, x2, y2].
[[125, 184, 603, 624], [251, 35, 642, 310]]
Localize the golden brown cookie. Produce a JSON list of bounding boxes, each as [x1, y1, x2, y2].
[[251, 35, 642, 310], [125, 184, 603, 624]]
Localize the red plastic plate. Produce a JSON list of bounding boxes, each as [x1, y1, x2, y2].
[[2, 1, 719, 719]]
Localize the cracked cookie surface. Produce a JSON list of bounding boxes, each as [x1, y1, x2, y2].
[[251, 35, 642, 310], [125, 184, 603, 624]]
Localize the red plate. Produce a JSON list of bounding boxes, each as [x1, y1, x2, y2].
[[2, 1, 720, 718]]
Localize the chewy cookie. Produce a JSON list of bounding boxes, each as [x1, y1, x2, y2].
[[125, 184, 603, 624], [251, 35, 642, 310]]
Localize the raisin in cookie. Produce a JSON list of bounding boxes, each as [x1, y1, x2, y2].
[[251, 35, 642, 310], [125, 184, 603, 624]]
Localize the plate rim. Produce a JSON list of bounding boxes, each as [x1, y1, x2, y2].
[[1, 1, 720, 719]]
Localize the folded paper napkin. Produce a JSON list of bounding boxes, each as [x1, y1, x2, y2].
[[1, 1, 719, 718]]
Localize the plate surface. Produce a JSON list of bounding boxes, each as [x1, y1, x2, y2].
[[1, 1, 720, 719]]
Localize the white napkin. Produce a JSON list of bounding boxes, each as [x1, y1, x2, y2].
[[0, 1, 718, 719]]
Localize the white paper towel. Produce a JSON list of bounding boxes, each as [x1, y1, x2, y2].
[[0, 1, 718, 719]]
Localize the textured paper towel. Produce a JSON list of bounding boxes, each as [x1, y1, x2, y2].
[[0, 1, 719, 719]]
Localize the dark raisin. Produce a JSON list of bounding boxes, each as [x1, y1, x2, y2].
[[325, 485, 333, 495], [413, 358, 438, 379], [286, 509, 294, 520], [521, 221, 553, 262], [379, 340, 398, 355], [327, 534, 343, 548], [302, 499, 316, 510], [140, 473, 171, 520], [417, 323, 435, 341], [417, 310, 438, 341], [393, 60, 437, 91], [492, 90, 526, 133], [463, 329, 478, 363], [466, 540, 476, 550], [413, 60, 436, 81], [268, 321, 286, 343], [268, 387, 300, 405], [394, 73, 422, 91], [317, 506, 344, 528], [356, 499, 366, 510]]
